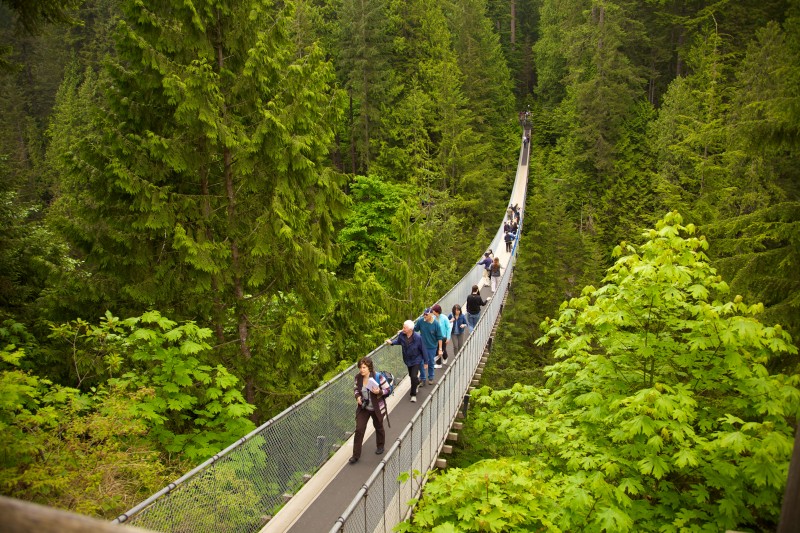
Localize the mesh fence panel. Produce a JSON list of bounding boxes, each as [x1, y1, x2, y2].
[[120, 342, 408, 532]]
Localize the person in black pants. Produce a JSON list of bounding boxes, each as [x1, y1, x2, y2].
[[349, 357, 389, 464], [465, 284, 490, 333], [385, 320, 427, 402]]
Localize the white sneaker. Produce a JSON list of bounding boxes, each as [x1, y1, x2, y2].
[[410, 396, 417, 402], [434, 364, 442, 369]]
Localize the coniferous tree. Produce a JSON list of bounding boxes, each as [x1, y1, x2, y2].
[[703, 14, 800, 346], [445, 0, 516, 135], [535, 0, 646, 247], [337, 0, 392, 174], [650, 27, 750, 226], [55, 0, 348, 416], [443, 0, 517, 217]]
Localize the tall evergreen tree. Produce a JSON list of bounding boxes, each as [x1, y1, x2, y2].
[[650, 28, 738, 223], [54, 0, 348, 415], [703, 14, 800, 346], [446, 0, 516, 132], [337, 0, 392, 174]]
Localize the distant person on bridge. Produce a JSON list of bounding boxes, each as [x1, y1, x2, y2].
[[478, 251, 493, 282], [504, 229, 515, 253], [414, 307, 445, 386], [465, 285, 490, 333], [349, 357, 390, 464], [385, 320, 425, 402], [490, 257, 502, 292], [448, 304, 468, 356], [431, 304, 451, 368]]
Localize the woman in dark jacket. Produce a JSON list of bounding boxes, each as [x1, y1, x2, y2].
[[350, 357, 390, 464], [449, 304, 468, 356]]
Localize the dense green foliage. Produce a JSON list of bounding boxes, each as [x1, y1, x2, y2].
[[407, 213, 799, 531], [436, 4, 800, 529], [1, 0, 798, 525]]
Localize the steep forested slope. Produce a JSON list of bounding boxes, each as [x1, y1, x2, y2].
[[1, 0, 798, 525]]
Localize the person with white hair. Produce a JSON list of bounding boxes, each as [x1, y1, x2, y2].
[[385, 319, 427, 402]]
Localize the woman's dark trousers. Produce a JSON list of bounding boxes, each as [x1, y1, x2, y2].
[[353, 407, 385, 459]]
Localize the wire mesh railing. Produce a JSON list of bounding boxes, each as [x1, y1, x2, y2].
[[116, 135, 529, 533]]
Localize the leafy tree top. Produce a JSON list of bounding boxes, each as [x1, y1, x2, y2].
[[405, 211, 799, 532]]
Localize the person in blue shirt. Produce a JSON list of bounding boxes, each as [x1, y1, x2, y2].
[[414, 308, 444, 386], [431, 304, 451, 367], [477, 251, 493, 283], [385, 320, 426, 402]]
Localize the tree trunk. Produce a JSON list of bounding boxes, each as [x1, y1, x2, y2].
[[349, 92, 356, 175], [201, 169, 226, 344], [778, 424, 800, 532], [675, 27, 684, 77], [510, 0, 516, 46], [363, 70, 370, 173], [216, 11, 256, 415]]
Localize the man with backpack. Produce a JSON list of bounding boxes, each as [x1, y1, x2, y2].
[[504, 229, 515, 253], [385, 319, 426, 402]]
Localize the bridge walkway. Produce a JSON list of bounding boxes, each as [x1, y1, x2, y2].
[[115, 127, 530, 533]]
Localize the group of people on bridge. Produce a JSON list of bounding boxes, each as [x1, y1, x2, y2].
[[348, 202, 522, 464], [348, 288, 491, 464]]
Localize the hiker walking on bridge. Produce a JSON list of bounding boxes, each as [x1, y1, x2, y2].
[[466, 285, 490, 333], [448, 304, 468, 356], [385, 320, 425, 402], [349, 357, 390, 464], [431, 304, 451, 367], [478, 251, 493, 282], [490, 257, 502, 292], [414, 307, 444, 386]]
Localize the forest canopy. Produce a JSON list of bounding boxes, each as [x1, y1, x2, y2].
[[0, 0, 798, 528]]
